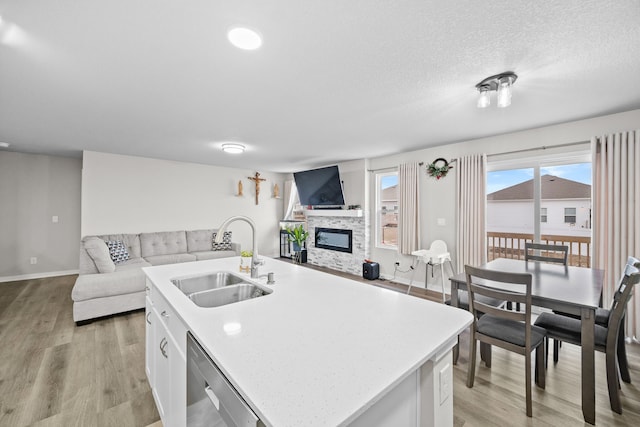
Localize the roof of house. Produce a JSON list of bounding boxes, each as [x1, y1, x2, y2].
[[487, 175, 590, 200], [381, 185, 398, 201]]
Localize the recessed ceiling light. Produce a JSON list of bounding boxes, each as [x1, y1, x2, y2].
[[0, 142, 10, 148], [221, 143, 245, 154], [227, 27, 262, 50]]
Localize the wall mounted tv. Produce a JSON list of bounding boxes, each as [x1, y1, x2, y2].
[[293, 165, 345, 207]]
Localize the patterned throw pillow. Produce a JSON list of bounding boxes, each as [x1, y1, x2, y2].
[[211, 231, 232, 251], [106, 240, 130, 264]]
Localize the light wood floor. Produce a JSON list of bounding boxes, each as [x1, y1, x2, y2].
[[1, 272, 639, 426]]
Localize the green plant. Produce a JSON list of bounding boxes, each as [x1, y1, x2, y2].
[[240, 250, 253, 257], [286, 224, 309, 248]]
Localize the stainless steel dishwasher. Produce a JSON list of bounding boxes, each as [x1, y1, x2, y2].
[[187, 332, 264, 427]]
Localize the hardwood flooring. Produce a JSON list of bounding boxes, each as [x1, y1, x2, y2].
[[1, 271, 639, 426]]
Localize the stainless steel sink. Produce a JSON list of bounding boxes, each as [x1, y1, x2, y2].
[[171, 271, 246, 295], [171, 271, 272, 308], [188, 283, 272, 308]]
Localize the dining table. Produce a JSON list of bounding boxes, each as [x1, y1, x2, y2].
[[448, 257, 604, 425]]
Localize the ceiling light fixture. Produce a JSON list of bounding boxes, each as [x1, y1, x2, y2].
[[475, 72, 518, 108], [221, 143, 245, 154], [0, 142, 10, 148], [227, 27, 262, 50]]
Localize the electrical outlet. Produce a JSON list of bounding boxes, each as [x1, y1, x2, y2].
[[439, 363, 451, 405], [30, 257, 37, 265], [52, 215, 59, 223]]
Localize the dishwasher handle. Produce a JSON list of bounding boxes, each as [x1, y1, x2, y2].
[[204, 385, 220, 410]]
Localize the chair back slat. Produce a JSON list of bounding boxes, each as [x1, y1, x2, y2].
[[608, 262, 640, 333], [525, 242, 568, 265]]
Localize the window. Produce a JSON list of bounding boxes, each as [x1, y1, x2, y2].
[[540, 207, 548, 223], [376, 171, 398, 248], [487, 152, 592, 267]]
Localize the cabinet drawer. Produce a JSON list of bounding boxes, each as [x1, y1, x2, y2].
[[153, 289, 187, 357]]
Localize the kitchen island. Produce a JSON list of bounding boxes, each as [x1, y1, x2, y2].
[[144, 257, 473, 427]]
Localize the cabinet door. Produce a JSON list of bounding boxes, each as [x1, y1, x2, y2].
[[145, 296, 154, 388], [152, 307, 171, 423], [169, 333, 186, 427]]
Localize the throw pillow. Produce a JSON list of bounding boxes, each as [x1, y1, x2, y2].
[[106, 240, 130, 264], [211, 231, 232, 251], [84, 237, 116, 273]]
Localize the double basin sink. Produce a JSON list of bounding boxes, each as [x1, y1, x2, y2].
[[171, 271, 272, 308]]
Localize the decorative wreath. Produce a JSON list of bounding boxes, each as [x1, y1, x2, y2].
[[426, 158, 452, 180]]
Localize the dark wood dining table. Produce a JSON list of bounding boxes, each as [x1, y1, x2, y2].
[[449, 258, 604, 425]]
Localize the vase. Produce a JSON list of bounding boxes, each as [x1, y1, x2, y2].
[[239, 256, 251, 273]]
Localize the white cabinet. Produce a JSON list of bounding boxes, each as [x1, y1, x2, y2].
[[146, 279, 187, 427]]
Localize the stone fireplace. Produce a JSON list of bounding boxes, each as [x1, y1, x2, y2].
[[306, 210, 369, 276]]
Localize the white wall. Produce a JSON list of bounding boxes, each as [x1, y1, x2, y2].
[[367, 108, 640, 288], [0, 152, 81, 280], [338, 159, 369, 210], [81, 151, 286, 257]]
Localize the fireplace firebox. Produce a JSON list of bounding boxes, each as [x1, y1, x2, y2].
[[315, 227, 353, 253]]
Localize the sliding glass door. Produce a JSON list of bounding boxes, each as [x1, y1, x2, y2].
[[487, 155, 592, 266]]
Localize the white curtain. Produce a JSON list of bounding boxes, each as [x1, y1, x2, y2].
[[283, 180, 298, 220], [592, 130, 640, 341], [455, 154, 487, 272], [397, 163, 420, 255]]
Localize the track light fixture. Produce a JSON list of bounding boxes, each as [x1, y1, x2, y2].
[[475, 72, 518, 108]]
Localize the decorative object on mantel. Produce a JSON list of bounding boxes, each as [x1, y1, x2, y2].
[[273, 183, 280, 198], [239, 250, 252, 272], [426, 158, 455, 180], [247, 172, 266, 205], [237, 180, 244, 196]]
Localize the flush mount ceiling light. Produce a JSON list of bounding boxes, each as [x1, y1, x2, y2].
[[221, 143, 245, 154], [0, 142, 10, 148], [227, 27, 262, 50], [475, 72, 518, 108]]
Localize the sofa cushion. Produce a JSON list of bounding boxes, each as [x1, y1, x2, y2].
[[212, 231, 232, 251], [98, 233, 142, 258], [83, 237, 116, 273], [140, 231, 188, 257], [192, 250, 238, 261], [187, 229, 215, 252], [106, 240, 130, 264], [115, 257, 152, 271], [145, 253, 197, 266], [72, 269, 146, 302]]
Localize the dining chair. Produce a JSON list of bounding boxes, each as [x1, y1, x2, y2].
[[548, 256, 640, 376], [519, 242, 569, 313], [465, 265, 547, 417], [534, 258, 640, 414], [524, 242, 569, 265]]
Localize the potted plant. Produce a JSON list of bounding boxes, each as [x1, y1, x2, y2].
[[240, 250, 252, 273], [286, 224, 309, 263]]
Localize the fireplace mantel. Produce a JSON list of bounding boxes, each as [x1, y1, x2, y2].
[[305, 209, 363, 218]]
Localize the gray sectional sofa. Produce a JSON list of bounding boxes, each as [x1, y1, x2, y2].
[[71, 229, 240, 323]]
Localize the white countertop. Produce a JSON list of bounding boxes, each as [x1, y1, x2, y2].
[[144, 257, 473, 427]]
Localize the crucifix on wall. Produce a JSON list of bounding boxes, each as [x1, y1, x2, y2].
[[248, 172, 266, 205]]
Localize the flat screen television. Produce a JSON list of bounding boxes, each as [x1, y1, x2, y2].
[[293, 165, 345, 207]]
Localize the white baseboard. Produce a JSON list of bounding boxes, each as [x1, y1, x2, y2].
[[0, 269, 79, 283]]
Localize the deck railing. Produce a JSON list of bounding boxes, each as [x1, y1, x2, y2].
[[487, 232, 591, 267]]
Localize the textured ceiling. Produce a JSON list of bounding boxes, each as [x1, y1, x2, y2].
[[1, 1, 639, 172]]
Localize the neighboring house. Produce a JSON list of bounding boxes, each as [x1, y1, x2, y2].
[[380, 184, 398, 245], [487, 175, 591, 238]]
